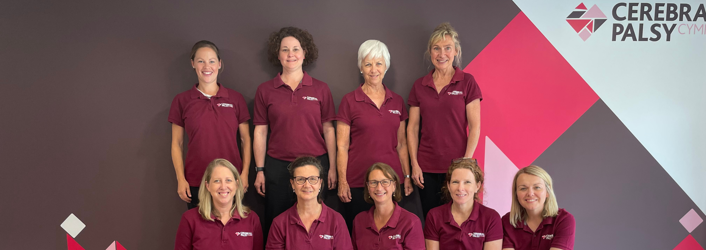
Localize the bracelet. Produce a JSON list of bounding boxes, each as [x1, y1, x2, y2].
[[255, 167, 265, 172], [404, 175, 411, 178]]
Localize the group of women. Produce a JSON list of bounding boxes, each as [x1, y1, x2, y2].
[[169, 23, 576, 250]]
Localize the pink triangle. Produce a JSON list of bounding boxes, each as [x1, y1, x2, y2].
[[67, 234, 85, 250], [586, 20, 594, 32], [673, 235, 704, 250], [106, 241, 117, 250], [483, 136, 519, 217], [575, 3, 587, 10], [583, 4, 607, 18], [116, 241, 127, 250], [567, 19, 591, 33]]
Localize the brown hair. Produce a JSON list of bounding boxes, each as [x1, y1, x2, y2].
[[190, 40, 223, 73], [267, 27, 319, 67], [363, 162, 402, 204], [288, 155, 324, 203], [441, 158, 484, 202]]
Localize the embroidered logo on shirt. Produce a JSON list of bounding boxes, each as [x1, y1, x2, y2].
[[319, 234, 334, 240], [302, 96, 319, 101], [542, 234, 554, 240], [468, 232, 485, 238], [388, 110, 401, 115], [388, 234, 401, 240], [216, 103, 234, 108], [447, 90, 464, 96], [235, 232, 253, 237]]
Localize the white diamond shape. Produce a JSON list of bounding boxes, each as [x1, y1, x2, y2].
[[60, 213, 86, 238]]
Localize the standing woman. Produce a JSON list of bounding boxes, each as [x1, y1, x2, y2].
[[337, 40, 412, 230], [252, 27, 337, 236], [501, 166, 575, 250], [266, 156, 352, 250], [407, 22, 482, 217], [169, 40, 252, 209], [351, 163, 424, 250], [175, 158, 263, 250], [423, 159, 502, 250]]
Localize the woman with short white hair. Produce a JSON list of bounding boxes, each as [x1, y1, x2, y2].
[[336, 40, 413, 231]]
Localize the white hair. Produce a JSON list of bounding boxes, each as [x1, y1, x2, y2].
[[357, 39, 391, 73]]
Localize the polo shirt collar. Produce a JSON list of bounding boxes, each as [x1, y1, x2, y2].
[[521, 213, 557, 233], [444, 201, 481, 226], [366, 202, 403, 230], [190, 82, 229, 99], [208, 209, 242, 222], [288, 202, 328, 225], [273, 71, 313, 88], [354, 84, 394, 103], [421, 66, 465, 87]]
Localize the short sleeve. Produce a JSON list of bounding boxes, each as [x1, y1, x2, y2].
[[320, 84, 336, 123], [423, 211, 440, 241], [234, 92, 251, 124], [253, 86, 269, 125], [336, 96, 352, 126], [334, 213, 354, 250], [402, 214, 425, 250], [464, 74, 483, 105], [407, 82, 420, 107], [501, 216, 516, 249], [174, 213, 193, 250], [264, 217, 285, 250], [551, 211, 576, 250], [399, 98, 409, 121], [485, 210, 503, 242], [168, 96, 185, 127], [248, 212, 264, 250]]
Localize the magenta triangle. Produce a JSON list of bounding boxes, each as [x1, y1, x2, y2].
[[575, 3, 587, 10]]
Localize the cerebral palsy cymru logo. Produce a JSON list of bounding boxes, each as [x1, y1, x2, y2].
[[566, 3, 608, 41]]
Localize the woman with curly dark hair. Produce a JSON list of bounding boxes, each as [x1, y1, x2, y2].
[[252, 27, 337, 237]]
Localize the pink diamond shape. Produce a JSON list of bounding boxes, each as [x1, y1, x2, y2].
[[680, 208, 703, 233], [578, 28, 592, 41]]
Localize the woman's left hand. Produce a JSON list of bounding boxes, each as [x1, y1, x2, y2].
[[404, 177, 413, 196], [328, 168, 337, 190]]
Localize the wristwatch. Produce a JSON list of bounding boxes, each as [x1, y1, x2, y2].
[[404, 175, 411, 178], [255, 167, 265, 172]]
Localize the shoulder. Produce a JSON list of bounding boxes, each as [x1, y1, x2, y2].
[[426, 203, 447, 219], [172, 88, 194, 101], [245, 210, 261, 220], [477, 203, 501, 218], [272, 207, 294, 225], [224, 87, 245, 99], [325, 205, 346, 221], [256, 78, 276, 92], [341, 91, 356, 102], [398, 207, 422, 225], [310, 77, 331, 90], [352, 209, 370, 226], [461, 72, 479, 86], [556, 209, 575, 223], [181, 207, 202, 221]]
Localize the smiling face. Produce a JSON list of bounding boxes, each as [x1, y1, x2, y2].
[[429, 35, 458, 71], [366, 169, 395, 205], [360, 55, 387, 86], [447, 168, 480, 205], [191, 47, 221, 85], [205, 165, 237, 207], [515, 173, 548, 214], [278, 36, 305, 71], [290, 165, 321, 202]]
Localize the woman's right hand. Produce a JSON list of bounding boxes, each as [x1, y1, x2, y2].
[[338, 180, 352, 203], [254, 171, 266, 197], [412, 165, 425, 189], [177, 178, 191, 203]]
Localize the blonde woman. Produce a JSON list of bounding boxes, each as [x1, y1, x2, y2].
[[175, 159, 262, 250], [501, 166, 575, 250]]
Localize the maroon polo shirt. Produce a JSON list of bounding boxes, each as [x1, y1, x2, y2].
[[501, 209, 575, 250], [266, 203, 353, 250], [337, 85, 408, 187], [169, 83, 251, 187], [407, 67, 482, 173], [253, 72, 336, 161], [424, 201, 502, 249], [351, 202, 424, 250], [175, 208, 263, 250]]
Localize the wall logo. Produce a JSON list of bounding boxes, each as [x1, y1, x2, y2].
[[566, 3, 607, 41]]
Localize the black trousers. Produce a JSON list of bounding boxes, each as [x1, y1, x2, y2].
[[263, 154, 330, 238], [419, 172, 446, 219], [187, 186, 200, 210]]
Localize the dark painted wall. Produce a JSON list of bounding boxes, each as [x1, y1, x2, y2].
[[0, 1, 519, 249]]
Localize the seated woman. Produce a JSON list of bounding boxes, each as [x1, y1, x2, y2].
[[501, 166, 575, 250], [424, 158, 502, 250], [266, 156, 352, 250], [351, 163, 424, 250], [175, 158, 263, 250]]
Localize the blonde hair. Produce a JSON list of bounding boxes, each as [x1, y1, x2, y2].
[[441, 158, 483, 202], [426, 22, 462, 67], [509, 165, 559, 228], [198, 158, 250, 221]]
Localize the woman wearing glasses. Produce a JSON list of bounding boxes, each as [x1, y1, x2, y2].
[[351, 163, 424, 250], [423, 158, 502, 250], [266, 156, 352, 250]]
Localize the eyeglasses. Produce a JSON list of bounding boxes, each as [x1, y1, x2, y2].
[[367, 179, 394, 188], [452, 158, 477, 164], [292, 176, 321, 185]]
